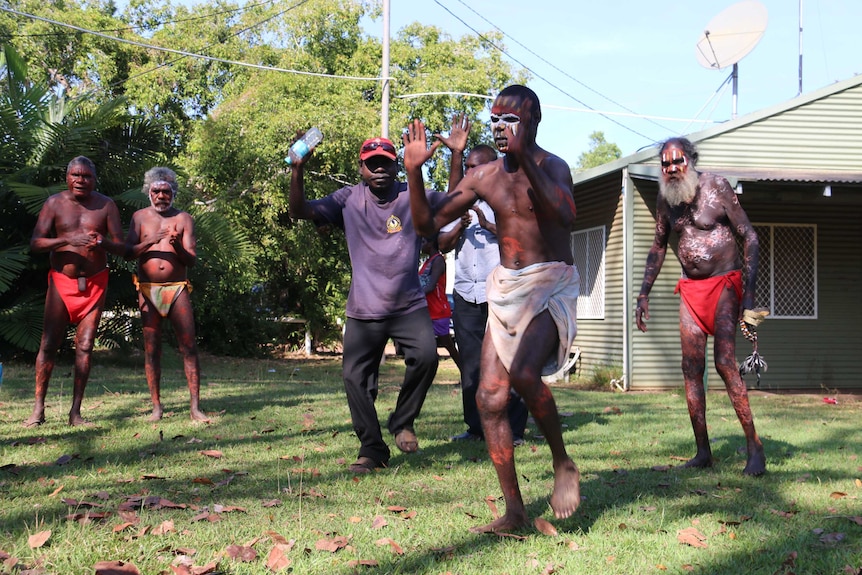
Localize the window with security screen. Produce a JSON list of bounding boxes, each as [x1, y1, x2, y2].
[[752, 224, 817, 319], [571, 226, 606, 319]]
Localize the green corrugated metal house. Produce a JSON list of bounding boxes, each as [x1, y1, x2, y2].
[[570, 74, 862, 391]]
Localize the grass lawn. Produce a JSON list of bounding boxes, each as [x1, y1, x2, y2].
[[0, 349, 860, 574]]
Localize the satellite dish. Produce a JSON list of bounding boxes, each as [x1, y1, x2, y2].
[[695, 0, 768, 117]]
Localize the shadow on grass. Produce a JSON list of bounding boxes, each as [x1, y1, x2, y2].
[[1, 352, 861, 574]]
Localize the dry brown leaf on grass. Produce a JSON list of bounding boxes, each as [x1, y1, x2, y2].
[[48, 485, 64, 497], [265, 532, 293, 546], [212, 504, 246, 513], [169, 560, 218, 574], [27, 531, 50, 549], [266, 543, 292, 571], [371, 515, 388, 529], [373, 538, 403, 555], [677, 527, 708, 548], [62, 497, 103, 508], [225, 544, 257, 562], [262, 499, 281, 508], [315, 535, 350, 552], [484, 496, 500, 519], [93, 560, 141, 574], [347, 559, 379, 568], [152, 520, 176, 535], [199, 450, 223, 459], [112, 522, 136, 533], [534, 517, 558, 537], [66, 511, 111, 524]]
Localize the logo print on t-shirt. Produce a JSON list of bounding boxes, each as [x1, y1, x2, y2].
[[386, 215, 402, 233]]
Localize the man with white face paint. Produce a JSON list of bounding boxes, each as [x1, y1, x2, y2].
[[635, 137, 766, 476], [126, 167, 209, 422], [403, 85, 581, 534]]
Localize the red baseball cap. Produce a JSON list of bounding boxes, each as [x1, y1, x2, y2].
[[359, 137, 397, 162]]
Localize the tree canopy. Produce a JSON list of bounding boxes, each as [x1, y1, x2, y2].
[[576, 130, 622, 171], [1, 0, 523, 355]]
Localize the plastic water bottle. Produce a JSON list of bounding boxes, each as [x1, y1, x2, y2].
[[285, 127, 323, 165]]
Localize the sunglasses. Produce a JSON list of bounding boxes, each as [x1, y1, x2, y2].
[[362, 141, 397, 154]]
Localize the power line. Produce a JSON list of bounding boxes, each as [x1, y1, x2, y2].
[[430, 0, 654, 141], [447, 0, 674, 134], [396, 92, 717, 124], [0, 6, 387, 82], [115, 0, 313, 90], [1, 0, 281, 38]]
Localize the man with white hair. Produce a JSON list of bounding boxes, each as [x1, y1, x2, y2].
[[126, 167, 209, 422], [635, 137, 766, 476]]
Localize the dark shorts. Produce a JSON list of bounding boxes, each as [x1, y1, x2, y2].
[[432, 318, 450, 337]]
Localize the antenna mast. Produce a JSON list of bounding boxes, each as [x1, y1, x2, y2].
[[798, 0, 803, 95]]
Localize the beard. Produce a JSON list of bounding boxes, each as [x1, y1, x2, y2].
[[150, 197, 173, 213], [659, 168, 699, 207]]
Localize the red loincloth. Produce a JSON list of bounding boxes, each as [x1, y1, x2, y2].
[[674, 270, 742, 336], [48, 268, 109, 325]]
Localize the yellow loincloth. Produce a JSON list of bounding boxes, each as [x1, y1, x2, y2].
[[133, 275, 192, 318]]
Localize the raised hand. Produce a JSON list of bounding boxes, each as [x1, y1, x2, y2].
[[402, 119, 441, 172], [435, 113, 471, 154]]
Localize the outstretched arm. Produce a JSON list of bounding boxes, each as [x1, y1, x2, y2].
[[403, 119, 478, 237], [403, 119, 443, 237], [635, 201, 671, 332], [437, 113, 471, 193]]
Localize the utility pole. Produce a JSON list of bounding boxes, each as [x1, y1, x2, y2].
[[381, 0, 391, 138]]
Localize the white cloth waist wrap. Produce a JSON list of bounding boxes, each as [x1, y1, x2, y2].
[[486, 261, 580, 377]]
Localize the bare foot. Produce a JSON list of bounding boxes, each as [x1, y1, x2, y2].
[[148, 406, 163, 422], [682, 452, 714, 469], [190, 408, 211, 423], [549, 458, 581, 519], [469, 511, 530, 534], [68, 415, 95, 427], [743, 445, 766, 476], [22, 415, 45, 428]]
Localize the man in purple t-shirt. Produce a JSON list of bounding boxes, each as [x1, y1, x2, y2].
[[289, 136, 444, 473]]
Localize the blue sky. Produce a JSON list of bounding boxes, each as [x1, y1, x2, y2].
[[362, 0, 861, 166]]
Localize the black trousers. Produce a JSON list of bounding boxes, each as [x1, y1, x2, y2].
[[452, 291, 528, 438], [342, 307, 438, 463]]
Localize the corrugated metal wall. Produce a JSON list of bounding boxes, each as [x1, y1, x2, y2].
[[695, 83, 862, 171], [628, 181, 862, 391], [741, 192, 862, 390], [630, 183, 688, 389], [571, 173, 624, 381], [574, 77, 862, 391]]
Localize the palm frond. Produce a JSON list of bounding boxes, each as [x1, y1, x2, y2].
[[5, 182, 57, 216], [0, 245, 30, 294], [190, 208, 256, 267], [115, 187, 150, 210], [0, 295, 44, 352]]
